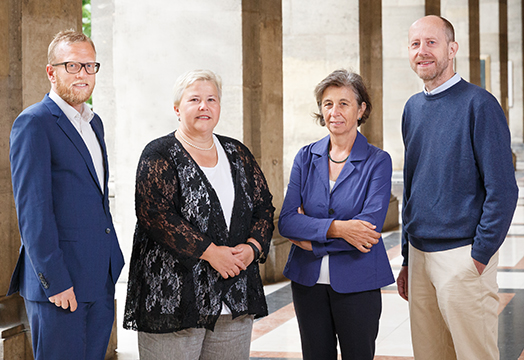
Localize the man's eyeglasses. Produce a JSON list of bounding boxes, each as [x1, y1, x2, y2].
[[52, 61, 100, 75]]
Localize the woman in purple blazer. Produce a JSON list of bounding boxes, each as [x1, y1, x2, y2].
[[278, 69, 394, 360]]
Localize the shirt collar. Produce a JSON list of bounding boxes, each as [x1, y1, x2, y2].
[[49, 90, 94, 126], [423, 73, 461, 96]]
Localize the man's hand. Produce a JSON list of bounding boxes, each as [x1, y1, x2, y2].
[[473, 258, 486, 275], [48, 286, 78, 312], [396, 266, 409, 301]]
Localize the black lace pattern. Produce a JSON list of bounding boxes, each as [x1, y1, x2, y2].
[[123, 133, 275, 333]]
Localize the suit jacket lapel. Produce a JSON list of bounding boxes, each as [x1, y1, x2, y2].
[[311, 136, 330, 194], [90, 117, 109, 195], [46, 96, 104, 194], [332, 132, 368, 193]]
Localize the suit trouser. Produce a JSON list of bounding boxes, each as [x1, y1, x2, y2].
[[291, 282, 381, 360], [408, 243, 500, 360], [24, 291, 115, 360]]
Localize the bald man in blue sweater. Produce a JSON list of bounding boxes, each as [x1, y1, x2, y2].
[[396, 16, 518, 360]]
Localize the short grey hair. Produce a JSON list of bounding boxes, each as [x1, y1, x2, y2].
[[313, 69, 372, 127], [173, 69, 222, 106]]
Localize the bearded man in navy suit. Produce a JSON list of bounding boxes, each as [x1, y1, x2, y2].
[[8, 30, 124, 360]]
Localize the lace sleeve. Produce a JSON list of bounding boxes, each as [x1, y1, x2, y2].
[[135, 142, 213, 262]]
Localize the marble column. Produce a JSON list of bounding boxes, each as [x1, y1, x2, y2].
[[0, 2, 81, 359], [242, 0, 285, 283], [426, 0, 441, 15], [480, 0, 508, 114], [359, 0, 399, 231], [91, 0, 286, 283]]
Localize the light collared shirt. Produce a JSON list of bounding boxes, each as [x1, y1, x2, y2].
[[49, 90, 105, 192], [424, 72, 462, 96]]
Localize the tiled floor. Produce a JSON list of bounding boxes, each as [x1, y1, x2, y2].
[[113, 145, 524, 360]]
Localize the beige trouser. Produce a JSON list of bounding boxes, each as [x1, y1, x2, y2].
[[408, 243, 500, 360]]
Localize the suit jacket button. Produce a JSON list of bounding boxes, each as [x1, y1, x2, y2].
[[38, 273, 49, 289], [328, 208, 334, 215], [105, 228, 111, 234]]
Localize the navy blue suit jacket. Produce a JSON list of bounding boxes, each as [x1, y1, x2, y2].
[[8, 94, 124, 302], [279, 132, 394, 293]]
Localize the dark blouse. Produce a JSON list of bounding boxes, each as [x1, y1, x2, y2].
[[123, 132, 275, 333]]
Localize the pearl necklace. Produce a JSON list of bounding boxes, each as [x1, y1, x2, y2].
[[328, 152, 350, 163], [177, 130, 215, 151]]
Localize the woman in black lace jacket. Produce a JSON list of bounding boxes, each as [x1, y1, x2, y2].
[[123, 69, 275, 360]]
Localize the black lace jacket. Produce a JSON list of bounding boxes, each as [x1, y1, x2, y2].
[[123, 132, 275, 333]]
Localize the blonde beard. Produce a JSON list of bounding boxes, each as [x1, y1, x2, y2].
[[55, 74, 94, 107]]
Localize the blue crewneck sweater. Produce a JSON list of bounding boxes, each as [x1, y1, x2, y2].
[[401, 79, 518, 266]]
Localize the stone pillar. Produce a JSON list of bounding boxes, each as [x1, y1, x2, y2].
[[91, 0, 246, 283], [499, 0, 509, 118], [242, 0, 285, 283], [0, 2, 81, 359], [426, 0, 441, 15], [442, 0, 471, 81], [382, 1, 424, 171], [359, 0, 383, 150], [282, 0, 360, 187], [91, 0, 287, 283], [480, 0, 507, 111], [359, 0, 398, 231], [469, 0, 482, 86], [508, 0, 523, 143]]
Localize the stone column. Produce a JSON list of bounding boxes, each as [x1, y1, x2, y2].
[[359, 0, 384, 150], [242, 0, 285, 283], [469, 0, 482, 86], [442, 0, 472, 81], [480, 0, 508, 113], [507, 0, 522, 143], [359, 0, 398, 231], [0, 2, 81, 359], [91, 0, 287, 283], [0, 2, 28, 359], [382, 0, 424, 170], [426, 0, 441, 15], [499, 0, 509, 118]]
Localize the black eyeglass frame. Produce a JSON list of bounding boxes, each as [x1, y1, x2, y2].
[[51, 61, 101, 75]]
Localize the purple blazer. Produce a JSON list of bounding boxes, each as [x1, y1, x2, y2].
[[279, 132, 394, 293]]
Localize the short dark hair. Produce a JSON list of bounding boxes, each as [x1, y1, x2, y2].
[[313, 69, 372, 127]]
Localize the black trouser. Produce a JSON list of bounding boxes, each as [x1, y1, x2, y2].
[[292, 282, 382, 360]]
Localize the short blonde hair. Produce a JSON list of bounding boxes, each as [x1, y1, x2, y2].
[[48, 29, 96, 64], [173, 69, 222, 106]]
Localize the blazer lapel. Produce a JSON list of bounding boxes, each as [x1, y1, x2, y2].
[[332, 132, 368, 193], [90, 117, 109, 194], [311, 136, 330, 194], [49, 98, 103, 194]]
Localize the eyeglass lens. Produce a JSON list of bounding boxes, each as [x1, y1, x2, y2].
[[65, 62, 99, 74]]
